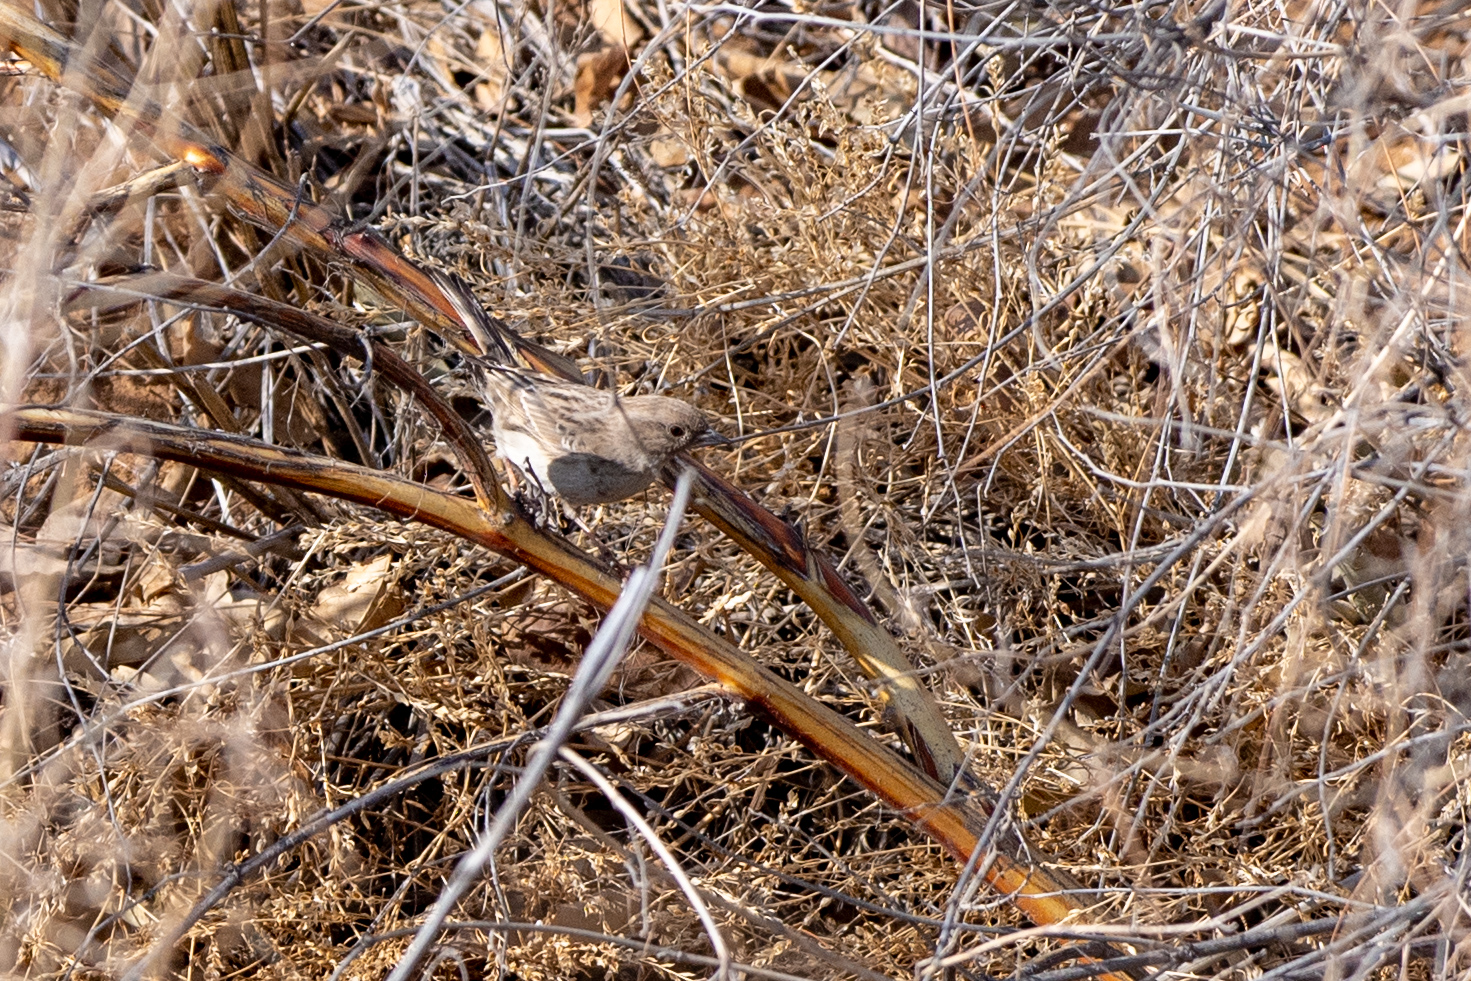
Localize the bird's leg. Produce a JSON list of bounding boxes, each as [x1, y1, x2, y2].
[[499, 461, 553, 528]]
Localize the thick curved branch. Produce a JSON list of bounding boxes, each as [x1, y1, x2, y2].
[[0, 2, 966, 787], [6, 405, 1101, 941]]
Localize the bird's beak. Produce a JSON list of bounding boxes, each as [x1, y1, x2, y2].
[[690, 430, 734, 449]]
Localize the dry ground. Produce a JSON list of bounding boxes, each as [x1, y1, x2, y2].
[[1, 0, 1470, 979]]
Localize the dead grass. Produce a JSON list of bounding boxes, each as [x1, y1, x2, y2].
[[1, 0, 1470, 978]]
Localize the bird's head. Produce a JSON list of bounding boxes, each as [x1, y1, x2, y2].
[[626, 397, 730, 459]]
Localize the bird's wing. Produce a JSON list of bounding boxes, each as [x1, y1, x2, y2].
[[485, 367, 621, 452]]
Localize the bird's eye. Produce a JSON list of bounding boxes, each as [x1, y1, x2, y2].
[[669, 425, 686, 438]]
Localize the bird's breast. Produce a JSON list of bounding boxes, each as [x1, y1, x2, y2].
[[544, 452, 657, 505]]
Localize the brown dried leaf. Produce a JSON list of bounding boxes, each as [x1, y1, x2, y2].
[[573, 45, 630, 127]]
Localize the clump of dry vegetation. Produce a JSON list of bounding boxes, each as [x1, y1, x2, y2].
[[1, 0, 1469, 978]]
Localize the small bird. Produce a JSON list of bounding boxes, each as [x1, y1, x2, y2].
[[479, 364, 729, 505]]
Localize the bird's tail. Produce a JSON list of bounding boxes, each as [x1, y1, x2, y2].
[[429, 269, 518, 365], [430, 269, 586, 382]]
